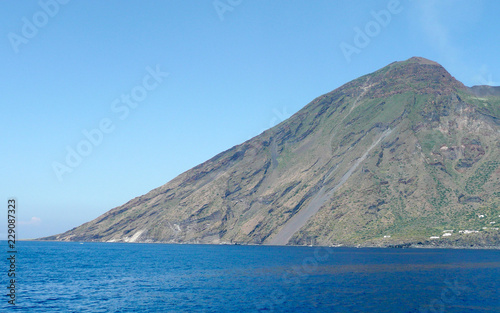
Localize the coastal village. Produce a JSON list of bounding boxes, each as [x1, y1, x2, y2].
[[427, 214, 500, 240]]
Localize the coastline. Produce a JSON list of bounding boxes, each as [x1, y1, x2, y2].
[[23, 238, 500, 250]]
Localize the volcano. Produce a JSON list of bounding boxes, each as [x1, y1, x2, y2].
[[43, 57, 500, 248]]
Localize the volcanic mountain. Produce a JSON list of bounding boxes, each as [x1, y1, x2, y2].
[[44, 57, 500, 247]]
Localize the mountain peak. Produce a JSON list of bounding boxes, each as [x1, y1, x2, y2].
[[405, 56, 441, 66], [344, 56, 467, 98]]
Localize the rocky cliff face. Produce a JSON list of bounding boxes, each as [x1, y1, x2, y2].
[[43, 57, 500, 247]]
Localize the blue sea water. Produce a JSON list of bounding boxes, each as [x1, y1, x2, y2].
[[1, 241, 499, 312]]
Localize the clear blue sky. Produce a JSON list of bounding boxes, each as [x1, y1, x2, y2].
[[1, 0, 499, 239]]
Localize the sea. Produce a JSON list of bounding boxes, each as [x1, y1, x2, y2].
[[1, 241, 499, 312]]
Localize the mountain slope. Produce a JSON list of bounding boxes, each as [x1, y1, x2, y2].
[[43, 57, 500, 247]]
